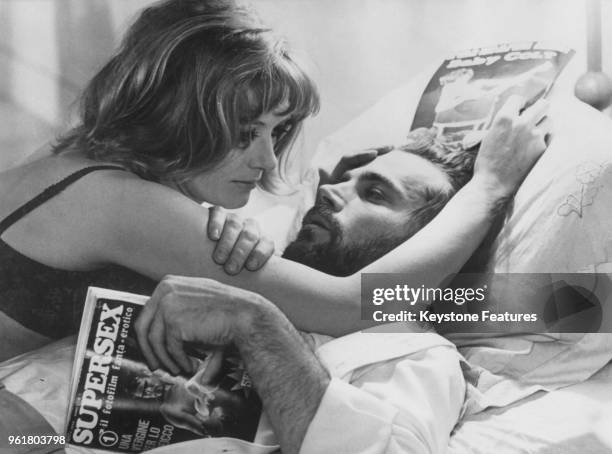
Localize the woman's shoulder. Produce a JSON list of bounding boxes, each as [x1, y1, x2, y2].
[[0, 151, 178, 223]]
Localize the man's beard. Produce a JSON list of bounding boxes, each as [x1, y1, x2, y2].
[[282, 203, 406, 276]]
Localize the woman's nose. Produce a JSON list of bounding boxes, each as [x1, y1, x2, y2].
[[250, 136, 277, 171]]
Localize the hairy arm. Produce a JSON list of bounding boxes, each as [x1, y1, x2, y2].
[[135, 277, 463, 453], [133, 277, 329, 451], [235, 301, 330, 453]]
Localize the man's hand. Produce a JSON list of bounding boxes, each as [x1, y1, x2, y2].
[[207, 206, 275, 275], [135, 276, 330, 453], [135, 276, 265, 375], [474, 95, 552, 198]]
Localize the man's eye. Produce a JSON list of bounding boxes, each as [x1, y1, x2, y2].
[[365, 186, 386, 202]]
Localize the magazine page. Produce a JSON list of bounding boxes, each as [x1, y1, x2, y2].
[[411, 41, 575, 147], [65, 287, 262, 453]]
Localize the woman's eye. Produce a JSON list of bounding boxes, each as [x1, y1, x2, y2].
[[238, 128, 260, 149], [271, 122, 294, 143]]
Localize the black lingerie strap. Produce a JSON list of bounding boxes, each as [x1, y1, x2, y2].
[[0, 165, 125, 235]]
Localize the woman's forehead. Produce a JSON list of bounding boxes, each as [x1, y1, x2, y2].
[[249, 106, 292, 126]]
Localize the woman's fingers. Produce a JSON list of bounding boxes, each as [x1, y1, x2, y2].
[[213, 213, 243, 265], [207, 206, 226, 241], [210, 213, 273, 274], [245, 238, 275, 271], [223, 219, 260, 275]]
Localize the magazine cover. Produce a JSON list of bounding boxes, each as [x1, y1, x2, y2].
[[411, 41, 575, 147], [65, 288, 262, 452]]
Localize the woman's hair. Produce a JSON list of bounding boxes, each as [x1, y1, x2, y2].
[[53, 0, 319, 191]]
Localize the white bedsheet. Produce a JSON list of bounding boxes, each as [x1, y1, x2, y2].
[[449, 359, 612, 453], [1, 336, 611, 453]]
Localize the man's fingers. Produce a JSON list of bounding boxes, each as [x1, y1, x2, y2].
[[149, 314, 180, 375], [213, 214, 242, 265], [245, 238, 275, 271], [494, 94, 525, 122], [207, 206, 226, 241], [224, 219, 260, 275], [135, 286, 170, 371], [521, 98, 550, 126], [330, 149, 380, 181], [166, 332, 193, 374], [536, 116, 553, 136], [340, 149, 379, 168]]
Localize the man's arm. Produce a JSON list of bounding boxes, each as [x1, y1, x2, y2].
[[135, 276, 464, 454], [234, 303, 330, 453], [135, 276, 329, 452]]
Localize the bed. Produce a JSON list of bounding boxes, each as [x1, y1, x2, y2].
[[1, 55, 611, 453]]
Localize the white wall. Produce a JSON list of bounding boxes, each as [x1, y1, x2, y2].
[[0, 0, 600, 161]]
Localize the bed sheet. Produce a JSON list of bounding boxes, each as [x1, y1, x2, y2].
[[449, 360, 612, 453], [1, 336, 611, 453]]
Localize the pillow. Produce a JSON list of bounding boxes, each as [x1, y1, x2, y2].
[[309, 54, 612, 409]]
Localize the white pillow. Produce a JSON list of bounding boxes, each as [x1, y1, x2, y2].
[[309, 54, 612, 409]]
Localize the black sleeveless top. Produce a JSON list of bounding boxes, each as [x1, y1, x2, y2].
[[0, 166, 157, 339]]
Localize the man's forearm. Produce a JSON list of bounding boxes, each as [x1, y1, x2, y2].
[[235, 301, 330, 454], [359, 176, 510, 287]]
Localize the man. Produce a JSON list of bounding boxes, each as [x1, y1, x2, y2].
[[282, 127, 476, 277], [140, 139, 468, 453], [135, 99, 550, 453]]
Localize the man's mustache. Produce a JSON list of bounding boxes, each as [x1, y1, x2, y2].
[[301, 201, 342, 240]]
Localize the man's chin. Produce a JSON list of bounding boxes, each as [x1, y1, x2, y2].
[[282, 236, 350, 277]]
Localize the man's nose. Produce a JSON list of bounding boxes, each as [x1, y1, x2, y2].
[[317, 183, 348, 212], [250, 136, 277, 171]]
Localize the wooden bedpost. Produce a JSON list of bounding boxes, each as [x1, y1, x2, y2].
[[574, 0, 612, 110]]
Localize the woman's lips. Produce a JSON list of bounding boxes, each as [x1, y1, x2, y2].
[[234, 180, 258, 189]]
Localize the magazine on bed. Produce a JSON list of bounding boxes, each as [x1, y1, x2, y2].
[[411, 41, 574, 147], [65, 287, 262, 452]]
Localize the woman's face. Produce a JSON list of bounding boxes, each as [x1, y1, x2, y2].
[[179, 110, 294, 208]]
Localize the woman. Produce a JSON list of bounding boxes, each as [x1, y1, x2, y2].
[[0, 0, 317, 358], [0, 0, 549, 361]]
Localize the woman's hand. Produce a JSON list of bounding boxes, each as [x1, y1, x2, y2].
[[474, 95, 552, 198], [207, 206, 275, 275]]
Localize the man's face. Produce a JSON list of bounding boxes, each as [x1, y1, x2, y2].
[[283, 150, 453, 276]]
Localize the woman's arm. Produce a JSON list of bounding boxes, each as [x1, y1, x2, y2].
[[104, 96, 548, 337]]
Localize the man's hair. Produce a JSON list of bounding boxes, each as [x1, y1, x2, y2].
[[283, 128, 478, 276], [53, 0, 319, 191], [377, 127, 478, 235], [398, 127, 477, 190]]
